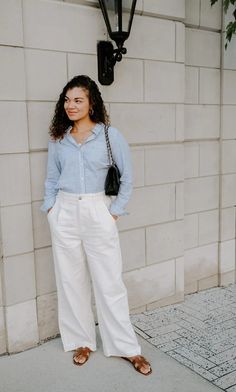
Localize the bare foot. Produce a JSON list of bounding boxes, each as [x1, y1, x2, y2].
[[122, 355, 152, 375], [73, 347, 92, 366]]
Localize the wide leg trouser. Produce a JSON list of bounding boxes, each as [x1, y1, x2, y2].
[[47, 190, 141, 357]]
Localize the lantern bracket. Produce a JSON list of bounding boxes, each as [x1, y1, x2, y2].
[[97, 0, 137, 85]]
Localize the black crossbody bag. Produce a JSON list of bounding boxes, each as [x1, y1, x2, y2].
[[104, 125, 121, 196]]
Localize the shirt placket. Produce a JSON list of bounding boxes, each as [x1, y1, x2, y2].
[[78, 145, 85, 193]]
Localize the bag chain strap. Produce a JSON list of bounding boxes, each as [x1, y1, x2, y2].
[[104, 125, 115, 166]]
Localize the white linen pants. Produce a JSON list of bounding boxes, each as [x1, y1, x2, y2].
[[47, 190, 141, 357]]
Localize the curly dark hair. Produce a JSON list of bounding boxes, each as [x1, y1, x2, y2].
[[49, 75, 110, 140]]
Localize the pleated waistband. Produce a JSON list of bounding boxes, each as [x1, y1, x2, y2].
[[57, 189, 108, 202]]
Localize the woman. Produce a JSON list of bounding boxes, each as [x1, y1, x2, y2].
[[40, 75, 152, 376]]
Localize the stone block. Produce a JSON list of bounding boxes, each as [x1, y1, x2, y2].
[[35, 247, 57, 296], [6, 299, 39, 353], [0, 102, 29, 153], [37, 292, 59, 340], [222, 105, 236, 139], [186, 28, 221, 67], [0, 266, 3, 306], [185, 0, 200, 26], [220, 270, 235, 287], [176, 104, 184, 141], [185, 176, 219, 214], [126, 15, 175, 61], [222, 174, 236, 208], [199, 68, 220, 104], [123, 259, 175, 309], [145, 144, 183, 185], [0, 307, 6, 355], [131, 148, 145, 188], [224, 35, 236, 70], [176, 256, 184, 294], [185, 66, 199, 104], [30, 151, 47, 201], [220, 207, 235, 241], [68, 53, 98, 85], [117, 184, 175, 231], [223, 70, 236, 104], [32, 201, 51, 248], [184, 243, 218, 284], [185, 105, 220, 140], [119, 229, 145, 272], [145, 61, 184, 103], [200, 0, 222, 29], [198, 275, 218, 291], [219, 240, 235, 274], [176, 182, 184, 219], [185, 281, 198, 295], [1, 204, 34, 257], [146, 220, 184, 264], [102, 59, 143, 103], [184, 213, 198, 250], [222, 140, 236, 174], [25, 49, 67, 101], [0, 46, 26, 100], [3, 253, 36, 306], [23, 0, 106, 52], [0, 154, 31, 207], [198, 209, 219, 246], [176, 22, 185, 63], [0, 306, 7, 355], [143, 0, 185, 19], [184, 142, 199, 178], [109, 103, 176, 144], [199, 141, 219, 176], [28, 102, 56, 150], [0, 0, 23, 46]]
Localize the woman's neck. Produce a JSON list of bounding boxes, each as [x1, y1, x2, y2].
[[73, 119, 96, 133]]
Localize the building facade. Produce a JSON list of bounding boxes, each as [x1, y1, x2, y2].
[[0, 0, 235, 354]]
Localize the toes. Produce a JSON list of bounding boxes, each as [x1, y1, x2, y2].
[[74, 354, 86, 364], [141, 365, 151, 374]]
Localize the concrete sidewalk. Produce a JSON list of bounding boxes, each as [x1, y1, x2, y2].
[[0, 326, 222, 392]]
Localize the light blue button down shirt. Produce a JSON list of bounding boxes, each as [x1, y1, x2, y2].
[[40, 122, 133, 216]]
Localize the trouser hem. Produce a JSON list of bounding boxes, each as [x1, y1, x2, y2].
[[103, 349, 142, 357], [63, 342, 97, 352]]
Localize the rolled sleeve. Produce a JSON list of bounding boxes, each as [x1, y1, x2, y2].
[[108, 129, 133, 216], [40, 140, 61, 213]]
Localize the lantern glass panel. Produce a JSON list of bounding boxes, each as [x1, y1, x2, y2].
[[104, 0, 133, 32]]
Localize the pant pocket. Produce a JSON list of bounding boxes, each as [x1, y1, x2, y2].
[[47, 198, 59, 221], [100, 201, 117, 226]]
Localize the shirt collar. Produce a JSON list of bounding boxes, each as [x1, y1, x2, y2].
[[65, 122, 104, 136]]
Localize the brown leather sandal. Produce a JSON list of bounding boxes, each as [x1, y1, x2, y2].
[[73, 347, 92, 366], [121, 355, 152, 376]]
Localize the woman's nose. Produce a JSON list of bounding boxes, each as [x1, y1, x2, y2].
[[68, 102, 75, 108]]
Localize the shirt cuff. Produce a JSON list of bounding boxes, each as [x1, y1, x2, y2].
[[40, 197, 56, 213], [109, 203, 129, 217]]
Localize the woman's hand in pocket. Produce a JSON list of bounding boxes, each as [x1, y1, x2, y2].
[[47, 207, 53, 214]]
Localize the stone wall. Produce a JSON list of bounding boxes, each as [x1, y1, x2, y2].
[[0, 0, 235, 354]]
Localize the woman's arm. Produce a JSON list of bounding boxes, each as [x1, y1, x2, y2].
[[108, 128, 133, 217], [40, 140, 61, 213]]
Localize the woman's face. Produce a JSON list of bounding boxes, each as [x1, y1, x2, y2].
[[64, 87, 92, 122]]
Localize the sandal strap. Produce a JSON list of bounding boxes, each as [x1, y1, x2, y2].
[[73, 347, 91, 359], [130, 355, 151, 371]]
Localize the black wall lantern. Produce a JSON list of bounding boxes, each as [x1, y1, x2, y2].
[[97, 0, 137, 85]]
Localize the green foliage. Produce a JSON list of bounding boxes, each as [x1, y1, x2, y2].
[[211, 0, 236, 48]]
